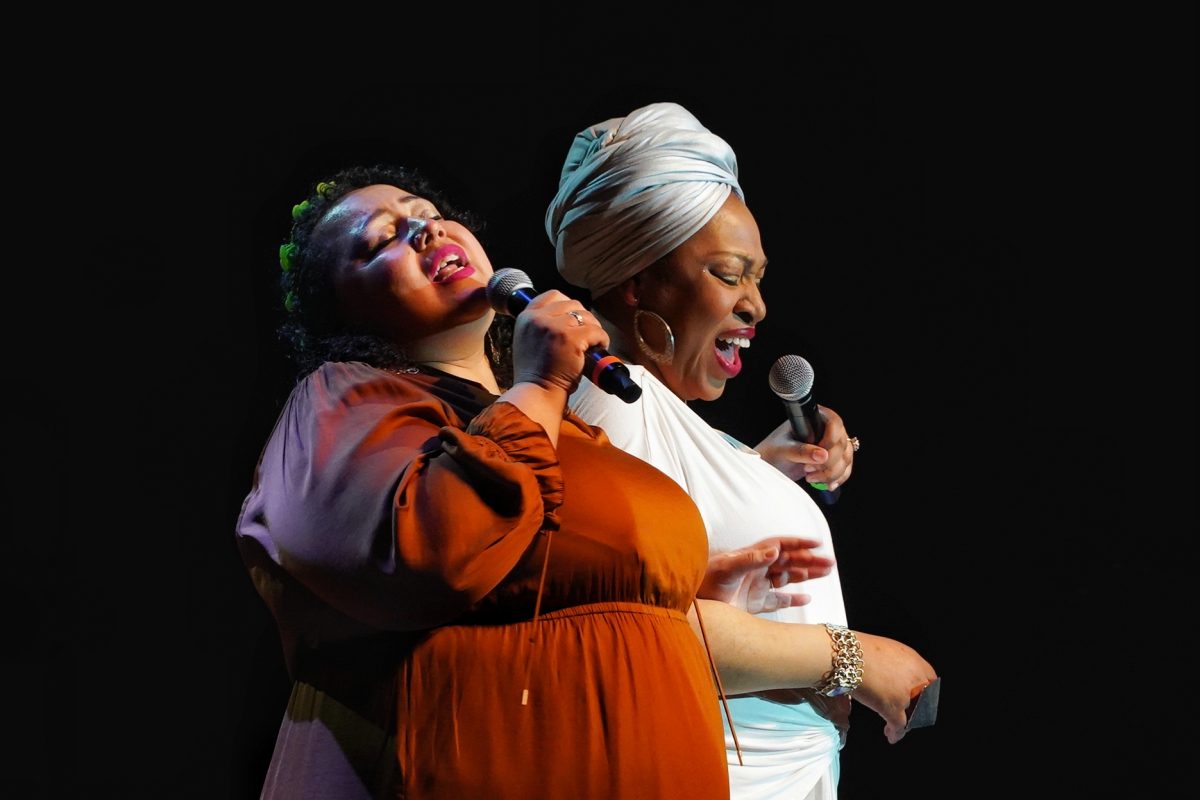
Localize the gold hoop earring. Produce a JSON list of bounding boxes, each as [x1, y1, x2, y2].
[[633, 308, 675, 364]]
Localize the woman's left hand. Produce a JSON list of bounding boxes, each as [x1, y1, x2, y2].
[[698, 537, 835, 614], [754, 405, 855, 490]]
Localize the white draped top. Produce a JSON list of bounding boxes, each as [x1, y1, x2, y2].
[[570, 364, 848, 800]]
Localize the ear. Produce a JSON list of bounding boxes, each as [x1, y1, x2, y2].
[[616, 274, 642, 308]]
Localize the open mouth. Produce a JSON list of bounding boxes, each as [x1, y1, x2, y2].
[[427, 245, 474, 284], [714, 332, 752, 375]]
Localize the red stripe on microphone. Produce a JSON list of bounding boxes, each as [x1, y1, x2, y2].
[[589, 355, 621, 384]]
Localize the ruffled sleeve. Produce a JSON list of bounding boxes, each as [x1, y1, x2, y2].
[[236, 362, 562, 632]]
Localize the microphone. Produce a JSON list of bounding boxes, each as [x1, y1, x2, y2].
[[769, 354, 839, 505], [486, 268, 642, 403]]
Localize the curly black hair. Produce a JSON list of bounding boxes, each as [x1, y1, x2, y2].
[[276, 164, 512, 384]]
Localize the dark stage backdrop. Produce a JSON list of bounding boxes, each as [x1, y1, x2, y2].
[[26, 18, 1193, 798]]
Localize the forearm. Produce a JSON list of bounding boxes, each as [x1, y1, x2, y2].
[[689, 599, 833, 694]]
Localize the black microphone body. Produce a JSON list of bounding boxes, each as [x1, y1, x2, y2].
[[769, 355, 840, 505], [487, 270, 642, 403], [780, 389, 825, 446]]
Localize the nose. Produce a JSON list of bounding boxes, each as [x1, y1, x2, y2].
[[407, 217, 446, 251], [734, 280, 766, 324]]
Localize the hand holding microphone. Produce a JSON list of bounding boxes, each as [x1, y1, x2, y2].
[[487, 268, 641, 403], [768, 355, 855, 505]]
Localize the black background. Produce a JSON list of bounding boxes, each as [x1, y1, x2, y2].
[[18, 14, 1194, 798]]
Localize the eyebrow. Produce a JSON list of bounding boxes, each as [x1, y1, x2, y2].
[[710, 251, 767, 272]]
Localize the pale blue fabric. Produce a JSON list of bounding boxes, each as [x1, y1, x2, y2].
[[545, 102, 743, 299]]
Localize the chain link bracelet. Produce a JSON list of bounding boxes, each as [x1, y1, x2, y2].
[[815, 623, 864, 697]]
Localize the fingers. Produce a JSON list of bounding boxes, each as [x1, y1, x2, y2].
[[884, 720, 907, 745], [778, 561, 835, 584], [757, 407, 857, 491], [772, 536, 824, 553], [705, 546, 780, 583], [761, 591, 811, 611], [816, 449, 853, 490], [756, 542, 833, 586], [771, 548, 835, 571], [778, 442, 853, 491], [818, 405, 846, 441], [714, 543, 782, 578], [873, 702, 909, 745], [526, 292, 610, 349], [701, 538, 835, 610], [743, 587, 813, 614], [698, 543, 784, 605], [511, 293, 610, 392], [766, 556, 834, 586], [802, 406, 855, 489], [792, 443, 829, 467], [766, 545, 836, 587], [744, 575, 769, 612]]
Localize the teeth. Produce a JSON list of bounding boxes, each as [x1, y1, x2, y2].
[[717, 336, 751, 348], [431, 253, 463, 279]]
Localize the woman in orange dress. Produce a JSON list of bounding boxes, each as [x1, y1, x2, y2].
[[235, 165, 732, 798]]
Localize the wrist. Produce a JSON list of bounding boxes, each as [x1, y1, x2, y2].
[[814, 623, 864, 697], [498, 383, 570, 447], [507, 378, 569, 403]]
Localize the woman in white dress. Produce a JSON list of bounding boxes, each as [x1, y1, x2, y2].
[[546, 102, 938, 800]]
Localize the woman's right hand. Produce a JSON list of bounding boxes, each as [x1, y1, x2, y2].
[[501, 291, 609, 446], [850, 632, 938, 744], [510, 291, 608, 395]]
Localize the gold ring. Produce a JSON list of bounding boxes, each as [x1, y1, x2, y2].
[[567, 310, 585, 326], [849, 436, 861, 453]]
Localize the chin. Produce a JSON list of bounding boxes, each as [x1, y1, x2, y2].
[[689, 379, 727, 403], [456, 283, 491, 311]]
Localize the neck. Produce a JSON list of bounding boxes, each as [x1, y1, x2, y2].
[[403, 326, 502, 395], [591, 306, 663, 384], [421, 353, 500, 394], [591, 307, 636, 362]]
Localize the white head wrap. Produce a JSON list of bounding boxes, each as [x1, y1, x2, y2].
[[544, 102, 743, 299]]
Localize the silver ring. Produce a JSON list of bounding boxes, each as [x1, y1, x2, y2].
[[567, 310, 585, 326], [849, 436, 861, 453]]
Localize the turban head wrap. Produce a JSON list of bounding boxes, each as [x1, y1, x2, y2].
[[544, 102, 743, 299]]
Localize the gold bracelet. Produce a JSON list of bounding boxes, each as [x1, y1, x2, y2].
[[815, 623, 864, 697]]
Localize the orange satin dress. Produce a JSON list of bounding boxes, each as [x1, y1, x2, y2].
[[236, 362, 728, 799]]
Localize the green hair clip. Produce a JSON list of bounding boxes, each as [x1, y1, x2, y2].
[[279, 242, 298, 272], [284, 290, 299, 313]]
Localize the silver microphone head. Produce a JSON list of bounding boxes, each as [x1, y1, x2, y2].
[[769, 354, 815, 401], [485, 268, 534, 314]]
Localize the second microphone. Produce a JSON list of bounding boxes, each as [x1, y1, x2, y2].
[[486, 268, 642, 403]]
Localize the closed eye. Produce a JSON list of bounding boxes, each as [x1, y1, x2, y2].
[[371, 233, 399, 256], [370, 215, 444, 256]]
